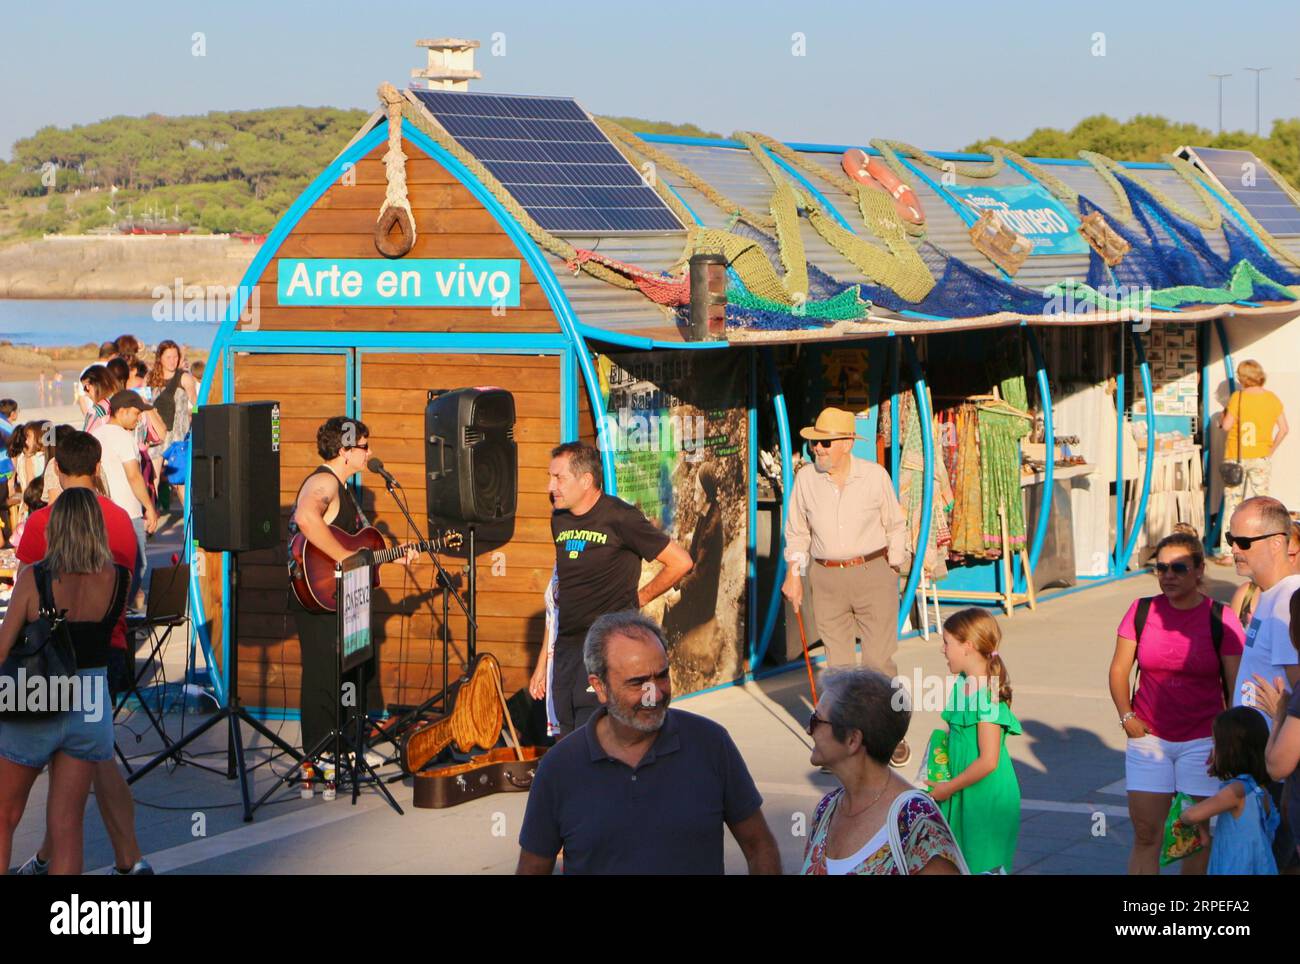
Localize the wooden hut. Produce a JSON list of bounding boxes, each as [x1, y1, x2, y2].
[[191, 57, 1300, 719]]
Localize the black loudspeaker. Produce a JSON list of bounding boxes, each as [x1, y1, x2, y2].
[[425, 388, 517, 526], [191, 401, 281, 552]]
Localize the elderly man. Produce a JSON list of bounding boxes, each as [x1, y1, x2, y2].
[[781, 407, 909, 762], [1231, 496, 1300, 711], [517, 612, 781, 875], [1229, 496, 1300, 873], [534, 442, 692, 736]]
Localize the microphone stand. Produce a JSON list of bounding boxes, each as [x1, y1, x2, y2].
[[369, 471, 477, 761]]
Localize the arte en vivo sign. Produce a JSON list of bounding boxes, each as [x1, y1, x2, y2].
[[277, 258, 522, 307]]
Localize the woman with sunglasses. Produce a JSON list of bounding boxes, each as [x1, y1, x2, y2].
[[1108, 531, 1246, 874], [800, 668, 962, 875]]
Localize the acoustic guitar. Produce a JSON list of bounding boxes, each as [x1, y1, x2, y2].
[[288, 524, 461, 614]]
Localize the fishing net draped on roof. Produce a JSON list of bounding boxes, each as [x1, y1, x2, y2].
[[386, 87, 1300, 341]]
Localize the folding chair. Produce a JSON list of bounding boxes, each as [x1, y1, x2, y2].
[[115, 563, 189, 773]]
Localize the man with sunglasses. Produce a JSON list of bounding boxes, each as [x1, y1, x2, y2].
[[1228, 497, 1300, 716], [1228, 497, 1300, 871], [782, 408, 909, 764]]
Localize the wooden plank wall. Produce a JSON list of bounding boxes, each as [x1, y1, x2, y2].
[[231, 352, 348, 709], [251, 140, 557, 336], [357, 353, 560, 703]]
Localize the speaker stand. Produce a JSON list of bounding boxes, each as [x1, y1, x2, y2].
[[126, 552, 300, 823]]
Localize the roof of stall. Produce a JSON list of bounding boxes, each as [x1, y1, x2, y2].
[[366, 90, 1300, 349]]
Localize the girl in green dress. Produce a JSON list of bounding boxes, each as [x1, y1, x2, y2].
[[927, 607, 1022, 874]]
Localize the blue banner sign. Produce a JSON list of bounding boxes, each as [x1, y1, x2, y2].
[[944, 184, 1088, 256], [277, 258, 522, 307]]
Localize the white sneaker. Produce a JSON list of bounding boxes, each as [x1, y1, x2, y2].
[[15, 854, 48, 875]]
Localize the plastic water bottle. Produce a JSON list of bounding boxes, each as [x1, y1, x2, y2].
[[300, 763, 314, 800], [322, 763, 336, 802]]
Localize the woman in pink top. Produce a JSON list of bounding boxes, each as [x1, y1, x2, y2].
[[1108, 531, 1245, 874]]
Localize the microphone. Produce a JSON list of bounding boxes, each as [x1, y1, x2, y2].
[[367, 457, 400, 488]]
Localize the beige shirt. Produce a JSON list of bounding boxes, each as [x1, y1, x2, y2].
[[783, 457, 907, 569]]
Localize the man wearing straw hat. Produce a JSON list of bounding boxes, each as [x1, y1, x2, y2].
[[782, 407, 911, 765]]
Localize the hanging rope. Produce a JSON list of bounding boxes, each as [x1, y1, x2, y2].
[[374, 84, 418, 258]]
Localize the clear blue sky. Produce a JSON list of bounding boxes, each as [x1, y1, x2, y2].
[[2, 0, 1298, 160]]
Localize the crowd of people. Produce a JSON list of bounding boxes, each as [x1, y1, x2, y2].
[[1, 373, 1297, 876], [519, 407, 1299, 876], [1, 333, 201, 609]]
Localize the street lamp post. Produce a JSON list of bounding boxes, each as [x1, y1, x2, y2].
[[1210, 73, 1231, 134], [1243, 66, 1270, 136]]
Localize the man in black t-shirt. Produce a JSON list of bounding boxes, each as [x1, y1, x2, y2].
[[533, 441, 692, 735]]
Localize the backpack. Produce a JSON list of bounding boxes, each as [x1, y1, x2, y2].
[[0, 564, 76, 719], [1133, 596, 1229, 703]]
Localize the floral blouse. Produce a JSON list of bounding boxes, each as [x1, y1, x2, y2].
[[801, 788, 963, 875]]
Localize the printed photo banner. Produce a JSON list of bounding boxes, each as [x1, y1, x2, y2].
[[945, 183, 1089, 256], [597, 351, 749, 694]]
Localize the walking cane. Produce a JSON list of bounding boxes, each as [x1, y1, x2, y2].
[[794, 606, 819, 705]]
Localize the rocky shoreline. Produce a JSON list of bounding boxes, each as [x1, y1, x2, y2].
[[0, 235, 258, 300]]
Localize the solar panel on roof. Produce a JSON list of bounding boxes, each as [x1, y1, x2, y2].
[[1182, 146, 1300, 236], [410, 89, 684, 234]]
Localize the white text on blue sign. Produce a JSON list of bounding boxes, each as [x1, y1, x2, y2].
[[278, 258, 522, 307]]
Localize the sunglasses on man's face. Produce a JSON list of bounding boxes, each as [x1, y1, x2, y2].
[[810, 438, 846, 449], [1225, 531, 1286, 551], [1153, 561, 1192, 575]]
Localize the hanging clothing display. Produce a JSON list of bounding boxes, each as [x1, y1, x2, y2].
[[946, 403, 988, 558], [978, 375, 1032, 552], [898, 391, 954, 577]]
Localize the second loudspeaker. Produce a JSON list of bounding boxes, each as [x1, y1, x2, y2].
[[425, 387, 517, 526]]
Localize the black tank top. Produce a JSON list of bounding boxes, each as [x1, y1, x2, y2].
[[291, 465, 364, 537], [37, 563, 129, 669]]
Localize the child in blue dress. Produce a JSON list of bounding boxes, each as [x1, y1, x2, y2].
[[1179, 706, 1279, 875]]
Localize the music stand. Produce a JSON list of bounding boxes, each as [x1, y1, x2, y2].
[[250, 550, 403, 816]]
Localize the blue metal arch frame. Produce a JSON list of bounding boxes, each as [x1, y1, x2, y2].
[[1118, 330, 1156, 570], [1016, 326, 1054, 593], [1206, 318, 1238, 548], [754, 348, 794, 669], [898, 337, 934, 634]]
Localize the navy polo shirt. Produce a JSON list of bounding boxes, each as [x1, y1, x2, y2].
[[518, 706, 763, 875]]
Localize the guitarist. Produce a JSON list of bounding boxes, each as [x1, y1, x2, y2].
[[290, 416, 412, 758]]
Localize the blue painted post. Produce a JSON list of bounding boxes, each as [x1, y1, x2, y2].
[[1119, 330, 1156, 569], [898, 338, 934, 636], [890, 338, 901, 491], [1114, 329, 1126, 575], [1018, 326, 1054, 593], [1200, 322, 1214, 550], [1209, 318, 1238, 549], [747, 349, 758, 669], [754, 348, 795, 669]]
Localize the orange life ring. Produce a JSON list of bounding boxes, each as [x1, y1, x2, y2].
[[840, 149, 926, 226]]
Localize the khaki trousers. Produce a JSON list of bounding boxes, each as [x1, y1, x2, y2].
[[808, 556, 899, 674]]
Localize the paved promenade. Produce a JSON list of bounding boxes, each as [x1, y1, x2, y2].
[[8, 567, 1245, 874]]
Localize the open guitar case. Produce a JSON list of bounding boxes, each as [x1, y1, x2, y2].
[[397, 652, 550, 809]]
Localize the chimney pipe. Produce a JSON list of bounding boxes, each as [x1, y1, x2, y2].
[[689, 253, 728, 341]]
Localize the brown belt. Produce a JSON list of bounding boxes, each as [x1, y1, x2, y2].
[[814, 548, 886, 568]]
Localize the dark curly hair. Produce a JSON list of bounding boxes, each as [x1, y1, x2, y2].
[[316, 416, 371, 460]]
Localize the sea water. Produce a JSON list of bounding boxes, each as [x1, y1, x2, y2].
[[0, 299, 220, 409]]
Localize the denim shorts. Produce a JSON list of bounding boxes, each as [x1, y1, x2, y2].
[[0, 668, 114, 769]]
